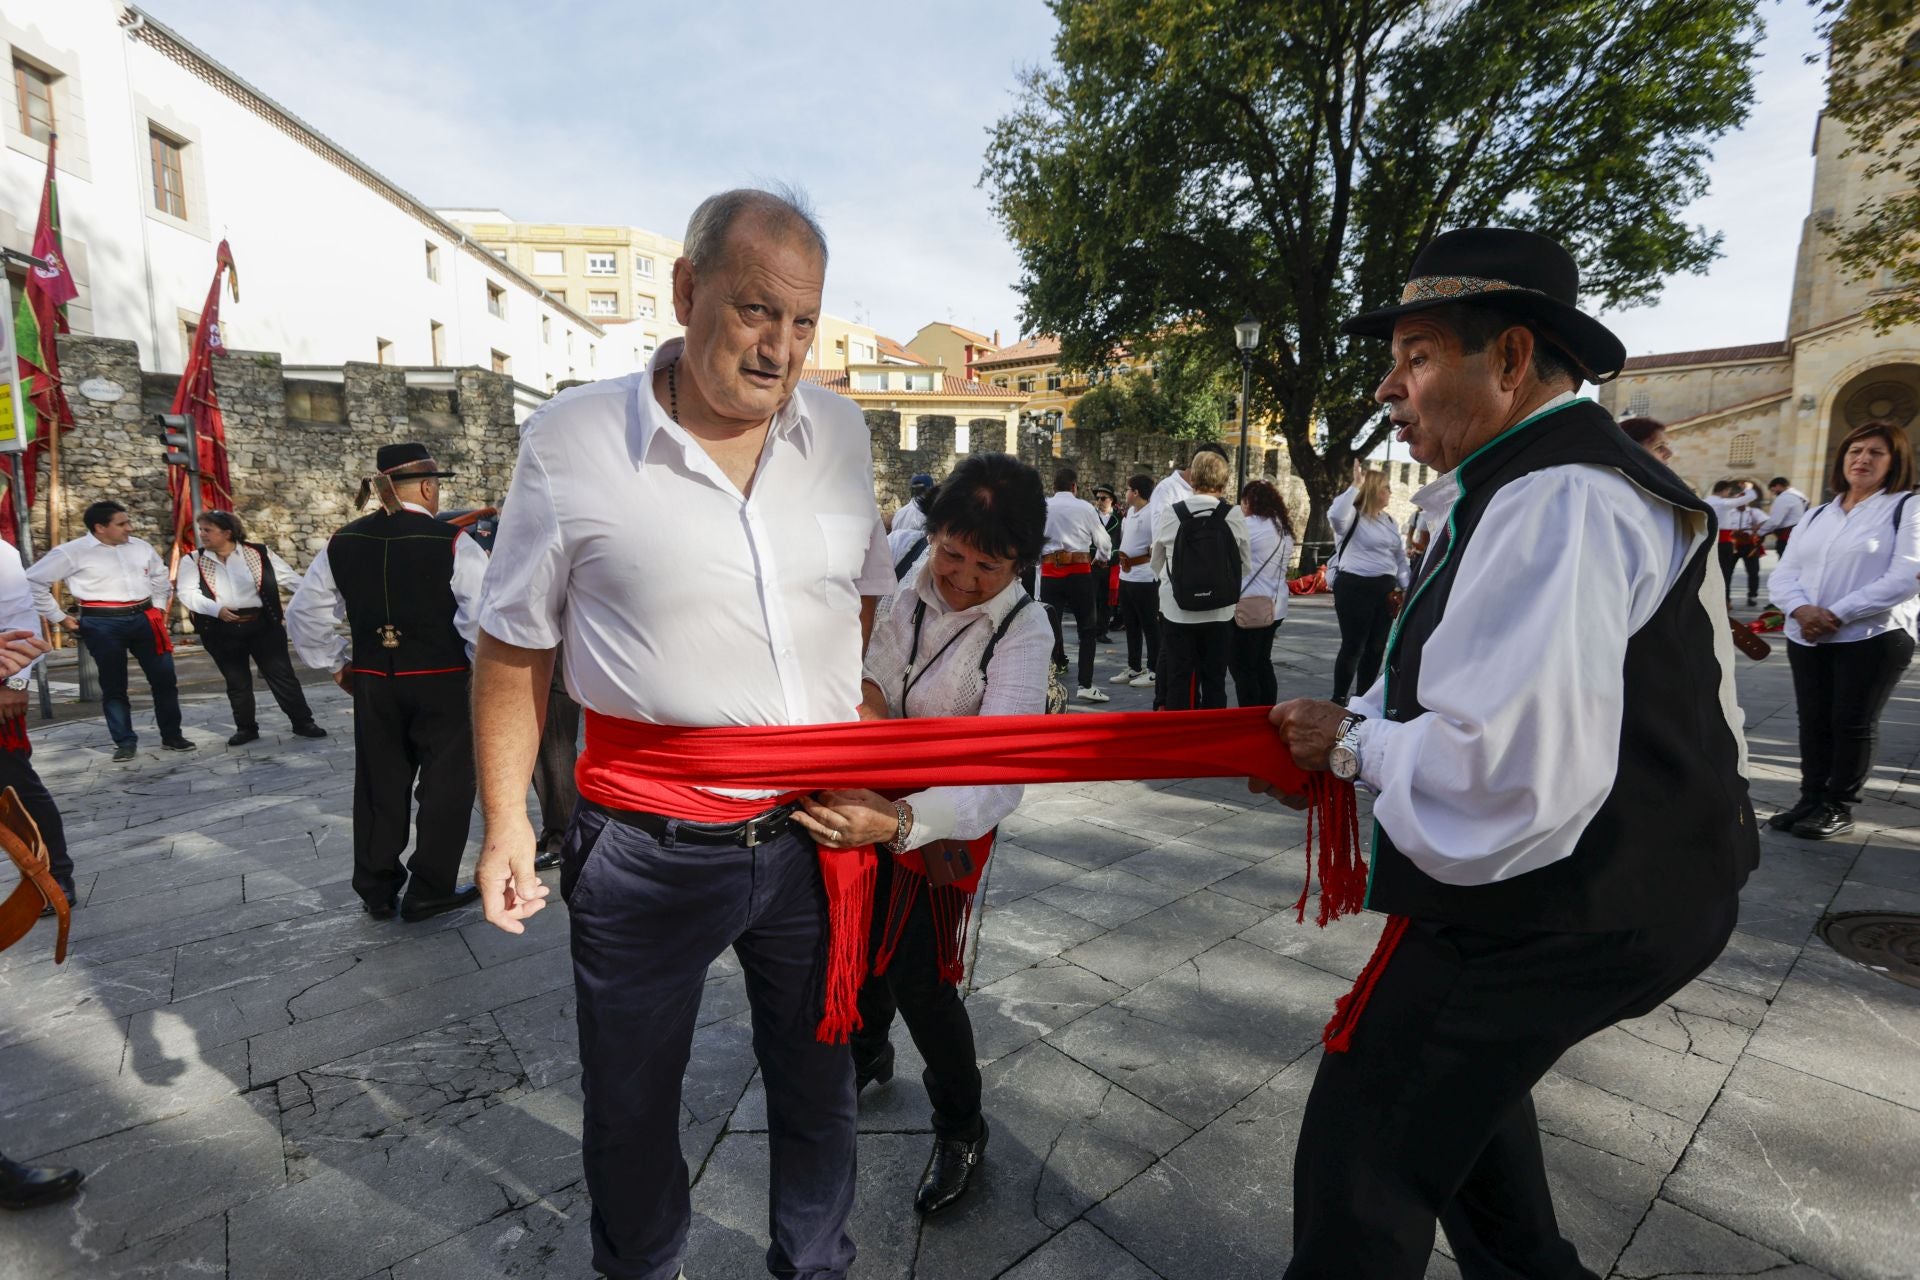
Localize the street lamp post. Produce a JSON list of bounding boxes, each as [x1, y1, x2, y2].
[[1233, 314, 1261, 496]]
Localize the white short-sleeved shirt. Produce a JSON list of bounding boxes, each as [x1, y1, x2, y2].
[[478, 339, 893, 728]]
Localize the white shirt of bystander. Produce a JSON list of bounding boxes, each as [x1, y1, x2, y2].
[[176, 546, 301, 616], [26, 534, 170, 620]]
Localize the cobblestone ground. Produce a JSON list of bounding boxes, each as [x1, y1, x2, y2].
[[2, 587, 1917, 1279]]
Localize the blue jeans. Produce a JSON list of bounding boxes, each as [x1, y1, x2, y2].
[[77, 613, 182, 748]]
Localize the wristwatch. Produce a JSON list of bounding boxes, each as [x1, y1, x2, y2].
[[1328, 712, 1366, 781], [3, 674, 29, 692]]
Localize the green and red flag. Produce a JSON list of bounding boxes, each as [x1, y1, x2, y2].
[[4, 135, 78, 546], [166, 240, 238, 553]]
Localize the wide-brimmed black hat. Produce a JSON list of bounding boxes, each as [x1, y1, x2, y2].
[[1091, 483, 1117, 499], [1343, 228, 1626, 382], [373, 442, 456, 480]]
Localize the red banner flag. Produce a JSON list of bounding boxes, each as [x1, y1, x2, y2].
[[166, 240, 238, 554], [4, 137, 77, 547]]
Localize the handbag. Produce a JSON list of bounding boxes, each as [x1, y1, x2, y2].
[[1234, 534, 1286, 629], [0, 787, 68, 963]]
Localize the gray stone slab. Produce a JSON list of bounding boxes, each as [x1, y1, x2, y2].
[[455, 892, 570, 967], [968, 958, 1126, 1065], [913, 1041, 1192, 1280], [1531, 1131, 1664, 1275], [1666, 1056, 1920, 1278], [1049, 940, 1346, 1129], [0, 883, 357, 976], [1553, 1020, 1740, 1126], [1060, 889, 1267, 990], [1175, 804, 1304, 861], [1034, 865, 1187, 929], [491, 988, 580, 1091], [1746, 942, 1920, 1110], [1848, 841, 1920, 897], [1613, 1198, 1836, 1280], [1699, 928, 1803, 1001], [39, 1211, 230, 1280], [61, 875, 247, 943], [3, 1032, 248, 1160], [969, 895, 1110, 989], [998, 1220, 1160, 1280], [980, 840, 1085, 907], [390, 1181, 596, 1279], [1532, 1068, 1695, 1173], [1010, 818, 1159, 869], [0, 949, 177, 1050], [1107, 836, 1259, 893], [0, 1014, 129, 1112], [1240, 903, 1388, 980]]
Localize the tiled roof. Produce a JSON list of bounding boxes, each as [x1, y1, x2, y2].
[[800, 369, 1024, 399], [876, 335, 929, 364], [1621, 341, 1790, 372], [941, 323, 996, 346], [972, 334, 1062, 369]]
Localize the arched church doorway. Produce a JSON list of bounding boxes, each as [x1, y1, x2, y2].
[[1828, 363, 1920, 476]]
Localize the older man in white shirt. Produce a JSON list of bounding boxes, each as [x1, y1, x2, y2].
[[1038, 467, 1112, 702], [26, 500, 190, 761], [1760, 475, 1810, 555], [471, 189, 889, 1280]]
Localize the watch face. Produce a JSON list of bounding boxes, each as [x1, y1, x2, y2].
[[1330, 747, 1359, 781]]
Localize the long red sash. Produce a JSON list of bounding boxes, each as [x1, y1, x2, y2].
[[580, 707, 1364, 1043]]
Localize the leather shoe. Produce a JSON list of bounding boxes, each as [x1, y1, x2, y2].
[[915, 1120, 987, 1215], [291, 723, 328, 738], [854, 1041, 895, 1095], [399, 884, 481, 922], [1767, 797, 1821, 831], [161, 737, 197, 752], [0, 1154, 84, 1209], [1791, 803, 1854, 841], [111, 743, 137, 762], [533, 846, 563, 872], [363, 896, 398, 921], [228, 728, 260, 746]]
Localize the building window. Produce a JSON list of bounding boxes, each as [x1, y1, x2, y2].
[[1418, 464, 1429, 485], [429, 320, 445, 364], [1016, 375, 1034, 393], [376, 337, 392, 365], [904, 372, 935, 392], [1728, 433, 1756, 467], [487, 281, 507, 319], [1627, 389, 1651, 418], [854, 372, 887, 391], [566, 330, 574, 353], [533, 249, 564, 276], [588, 291, 618, 316], [586, 251, 617, 276], [955, 422, 970, 454], [14, 58, 54, 144], [150, 129, 187, 219], [641, 337, 657, 362], [902, 419, 919, 450], [489, 247, 506, 260], [491, 349, 511, 375], [588, 344, 596, 368], [424, 241, 440, 282], [993, 377, 1008, 388], [1046, 370, 1061, 391], [635, 295, 656, 320], [635, 255, 654, 278], [541, 315, 551, 343]]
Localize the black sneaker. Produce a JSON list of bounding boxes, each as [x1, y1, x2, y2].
[[291, 723, 328, 738], [111, 743, 137, 762], [1767, 797, 1821, 831], [161, 737, 197, 752], [1790, 803, 1854, 841], [228, 728, 260, 747]]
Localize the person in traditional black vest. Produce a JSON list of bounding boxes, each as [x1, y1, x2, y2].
[[175, 510, 326, 747], [286, 443, 489, 922], [1263, 228, 1757, 1279]]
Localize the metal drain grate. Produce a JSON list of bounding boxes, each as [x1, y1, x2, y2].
[[1817, 912, 1920, 990]]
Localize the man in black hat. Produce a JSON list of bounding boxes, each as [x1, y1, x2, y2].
[[286, 443, 489, 922], [1263, 228, 1756, 1277]]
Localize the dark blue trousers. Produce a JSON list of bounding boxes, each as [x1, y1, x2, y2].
[[76, 613, 181, 748], [562, 806, 857, 1280]]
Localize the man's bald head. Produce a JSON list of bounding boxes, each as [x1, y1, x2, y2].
[[683, 186, 828, 275]]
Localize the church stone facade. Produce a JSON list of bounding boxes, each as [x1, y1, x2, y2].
[[1598, 78, 1919, 497]]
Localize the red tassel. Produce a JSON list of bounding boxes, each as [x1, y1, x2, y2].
[[930, 883, 975, 986], [1294, 772, 1366, 927], [813, 844, 877, 1044], [145, 607, 175, 655], [871, 857, 920, 978], [1322, 914, 1409, 1053]]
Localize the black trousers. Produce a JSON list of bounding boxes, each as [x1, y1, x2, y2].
[[1787, 629, 1915, 806], [199, 616, 316, 732], [1286, 895, 1738, 1279], [1119, 579, 1160, 674], [1717, 541, 1760, 601], [1092, 562, 1114, 636], [533, 660, 581, 841], [1162, 618, 1233, 710], [1332, 573, 1397, 701], [350, 671, 475, 906], [1041, 571, 1098, 689], [563, 807, 856, 1280], [0, 747, 70, 897], [1229, 620, 1281, 707], [851, 851, 984, 1141]]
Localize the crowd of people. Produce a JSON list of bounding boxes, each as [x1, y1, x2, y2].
[[0, 192, 1907, 1280]]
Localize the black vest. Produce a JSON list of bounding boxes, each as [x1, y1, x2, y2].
[[326, 509, 469, 676], [190, 542, 284, 625], [1370, 399, 1757, 931]]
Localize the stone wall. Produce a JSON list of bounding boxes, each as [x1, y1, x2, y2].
[[36, 334, 521, 567]]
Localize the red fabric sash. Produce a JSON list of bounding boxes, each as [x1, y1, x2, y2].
[[580, 707, 1364, 1043], [0, 718, 29, 756], [80, 600, 173, 655], [1040, 563, 1092, 578]]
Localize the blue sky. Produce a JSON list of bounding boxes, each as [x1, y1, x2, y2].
[[140, 0, 1826, 360]]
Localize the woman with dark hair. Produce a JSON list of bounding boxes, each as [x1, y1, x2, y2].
[[1230, 479, 1295, 707], [1767, 420, 1920, 839], [176, 511, 325, 746], [790, 452, 1050, 1216], [1618, 415, 1674, 464]]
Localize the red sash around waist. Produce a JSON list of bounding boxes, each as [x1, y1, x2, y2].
[[80, 601, 173, 654], [577, 707, 1360, 1042]]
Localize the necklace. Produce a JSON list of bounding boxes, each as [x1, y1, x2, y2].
[[664, 358, 680, 422]]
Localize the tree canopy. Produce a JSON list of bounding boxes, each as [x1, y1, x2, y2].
[[985, 0, 1762, 529], [1819, 0, 1920, 331]]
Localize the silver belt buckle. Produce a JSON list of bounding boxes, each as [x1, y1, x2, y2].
[[744, 815, 759, 848]]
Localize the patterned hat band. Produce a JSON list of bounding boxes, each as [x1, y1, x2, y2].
[[1399, 275, 1548, 306]]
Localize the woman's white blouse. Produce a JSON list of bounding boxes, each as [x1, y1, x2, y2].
[[862, 559, 1053, 850], [1768, 489, 1920, 646], [1328, 487, 1411, 588], [1240, 515, 1294, 621]]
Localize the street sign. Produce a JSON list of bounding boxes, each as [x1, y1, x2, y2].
[[0, 274, 25, 454]]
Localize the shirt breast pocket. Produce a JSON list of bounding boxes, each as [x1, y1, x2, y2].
[[814, 513, 873, 610]]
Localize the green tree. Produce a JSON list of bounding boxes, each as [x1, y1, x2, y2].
[[1818, 0, 1920, 331], [985, 0, 1762, 536], [1069, 378, 1133, 435]]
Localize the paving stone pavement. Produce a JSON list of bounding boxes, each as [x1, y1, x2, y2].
[[2, 586, 1918, 1279]]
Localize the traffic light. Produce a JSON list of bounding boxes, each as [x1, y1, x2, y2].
[[158, 414, 196, 471]]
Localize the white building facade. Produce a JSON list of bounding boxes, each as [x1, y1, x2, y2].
[[0, 1, 622, 397]]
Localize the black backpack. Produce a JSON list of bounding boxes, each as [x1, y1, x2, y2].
[[1169, 500, 1242, 610]]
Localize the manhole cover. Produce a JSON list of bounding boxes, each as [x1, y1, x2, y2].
[[1817, 912, 1920, 989]]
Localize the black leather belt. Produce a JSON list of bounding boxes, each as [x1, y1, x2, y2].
[[76, 604, 146, 618], [582, 799, 799, 848]]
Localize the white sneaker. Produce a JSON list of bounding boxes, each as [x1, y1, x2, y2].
[[1076, 686, 1111, 703], [1129, 671, 1156, 688], [1109, 668, 1142, 685]]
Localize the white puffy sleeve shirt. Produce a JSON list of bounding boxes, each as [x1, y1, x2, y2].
[[1328, 488, 1411, 588], [1767, 490, 1920, 646], [1347, 464, 1717, 886], [176, 547, 302, 617]]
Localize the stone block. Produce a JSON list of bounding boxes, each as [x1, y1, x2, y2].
[[1744, 942, 1920, 1110], [1613, 1198, 1832, 1279], [967, 958, 1126, 1064], [1060, 889, 1267, 990], [997, 1221, 1160, 1280], [969, 896, 1109, 989]]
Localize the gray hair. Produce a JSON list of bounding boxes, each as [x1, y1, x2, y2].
[[683, 186, 828, 272]]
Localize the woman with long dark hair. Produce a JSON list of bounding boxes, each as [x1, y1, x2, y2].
[[175, 511, 325, 746], [1230, 479, 1295, 707]]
